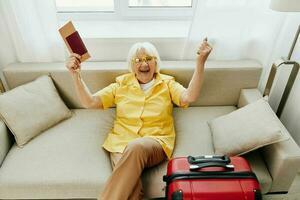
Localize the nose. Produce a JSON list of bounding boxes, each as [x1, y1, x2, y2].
[[141, 60, 148, 66]]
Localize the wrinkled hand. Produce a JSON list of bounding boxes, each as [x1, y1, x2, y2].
[[66, 53, 81, 76], [197, 37, 212, 64]]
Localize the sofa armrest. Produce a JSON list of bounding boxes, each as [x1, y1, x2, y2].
[[238, 89, 263, 108], [261, 134, 300, 193], [0, 120, 13, 166], [238, 88, 300, 193]]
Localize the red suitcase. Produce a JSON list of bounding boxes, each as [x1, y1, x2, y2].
[[163, 155, 262, 200]]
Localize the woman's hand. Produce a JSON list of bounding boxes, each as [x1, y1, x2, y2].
[[180, 38, 211, 105], [196, 37, 212, 65], [66, 53, 81, 77], [66, 53, 103, 109]]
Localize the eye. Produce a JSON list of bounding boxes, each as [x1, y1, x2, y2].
[[146, 56, 153, 61], [135, 58, 141, 63]]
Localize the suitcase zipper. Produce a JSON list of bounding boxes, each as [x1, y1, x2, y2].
[[163, 171, 258, 183]]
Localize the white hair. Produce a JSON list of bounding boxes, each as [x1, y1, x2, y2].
[[127, 42, 161, 73]]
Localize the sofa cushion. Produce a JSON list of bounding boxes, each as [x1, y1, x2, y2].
[[172, 106, 237, 156], [209, 98, 289, 156], [143, 106, 228, 198], [0, 75, 72, 147], [0, 109, 115, 199]]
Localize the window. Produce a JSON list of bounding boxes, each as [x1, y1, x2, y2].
[[128, 0, 192, 7], [55, 0, 194, 38], [56, 0, 115, 12], [55, 0, 196, 20]]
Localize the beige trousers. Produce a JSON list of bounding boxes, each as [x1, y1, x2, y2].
[[99, 137, 166, 200]]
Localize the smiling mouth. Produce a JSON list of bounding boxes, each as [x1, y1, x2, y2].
[[139, 67, 150, 73]]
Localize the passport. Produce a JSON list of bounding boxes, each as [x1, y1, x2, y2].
[[59, 21, 90, 62]]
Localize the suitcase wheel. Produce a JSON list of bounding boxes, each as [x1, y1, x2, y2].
[[171, 189, 183, 200]]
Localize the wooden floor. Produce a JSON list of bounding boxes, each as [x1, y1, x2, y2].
[[263, 172, 300, 200]]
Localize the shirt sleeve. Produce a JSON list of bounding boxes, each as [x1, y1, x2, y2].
[[168, 79, 189, 108], [92, 83, 118, 109]]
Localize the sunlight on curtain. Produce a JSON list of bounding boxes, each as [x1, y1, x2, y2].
[[0, 0, 64, 62], [182, 0, 300, 91], [183, 0, 286, 64]]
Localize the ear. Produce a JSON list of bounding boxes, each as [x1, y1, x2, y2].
[[129, 62, 134, 72], [155, 62, 159, 73]]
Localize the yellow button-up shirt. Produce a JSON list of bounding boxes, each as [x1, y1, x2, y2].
[[93, 72, 187, 159]]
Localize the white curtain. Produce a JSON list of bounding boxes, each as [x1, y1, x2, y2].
[[182, 0, 300, 91], [0, 0, 64, 63]]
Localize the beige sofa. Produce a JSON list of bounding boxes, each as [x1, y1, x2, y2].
[[0, 60, 300, 199]]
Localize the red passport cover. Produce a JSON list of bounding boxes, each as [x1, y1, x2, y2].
[[59, 21, 90, 62], [65, 31, 88, 56]]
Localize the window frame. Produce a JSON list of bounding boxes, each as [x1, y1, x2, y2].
[[56, 0, 197, 21]]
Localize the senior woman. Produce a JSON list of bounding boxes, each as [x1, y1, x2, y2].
[[66, 39, 212, 200]]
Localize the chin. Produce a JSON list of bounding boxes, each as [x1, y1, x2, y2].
[[136, 72, 155, 83], [139, 78, 149, 84], [137, 76, 150, 84]]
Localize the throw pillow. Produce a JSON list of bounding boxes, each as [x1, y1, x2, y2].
[[0, 75, 72, 147], [208, 98, 289, 156]]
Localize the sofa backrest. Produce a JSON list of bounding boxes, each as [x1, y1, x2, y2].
[[3, 60, 262, 109]]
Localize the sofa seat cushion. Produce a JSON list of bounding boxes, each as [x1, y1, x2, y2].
[[0, 109, 115, 199], [143, 106, 237, 198]]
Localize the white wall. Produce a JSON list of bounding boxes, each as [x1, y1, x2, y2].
[[261, 14, 300, 147], [280, 32, 300, 146], [84, 38, 186, 62]]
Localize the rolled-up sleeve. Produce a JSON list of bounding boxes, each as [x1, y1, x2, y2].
[[93, 83, 118, 109], [168, 79, 188, 108]]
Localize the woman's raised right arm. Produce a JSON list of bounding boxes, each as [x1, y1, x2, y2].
[[66, 53, 103, 109]]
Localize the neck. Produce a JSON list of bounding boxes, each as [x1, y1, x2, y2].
[[138, 78, 154, 84], [136, 73, 156, 84]]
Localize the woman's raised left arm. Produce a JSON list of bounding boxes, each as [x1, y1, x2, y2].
[[180, 38, 212, 105]]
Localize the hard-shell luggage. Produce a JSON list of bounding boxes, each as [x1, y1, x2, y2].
[[163, 155, 262, 200]]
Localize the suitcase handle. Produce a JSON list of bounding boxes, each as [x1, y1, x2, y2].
[[188, 155, 231, 164], [189, 162, 235, 171]]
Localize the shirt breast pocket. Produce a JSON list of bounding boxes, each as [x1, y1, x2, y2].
[[115, 87, 142, 119]]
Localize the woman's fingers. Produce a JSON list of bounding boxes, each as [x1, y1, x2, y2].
[[197, 38, 212, 55], [73, 57, 80, 66], [69, 53, 82, 65], [65, 54, 82, 75], [198, 41, 210, 50], [70, 53, 81, 60], [67, 58, 80, 71], [69, 55, 81, 65], [67, 59, 76, 68], [201, 38, 211, 48]]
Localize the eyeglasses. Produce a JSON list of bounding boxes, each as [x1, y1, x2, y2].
[[132, 56, 156, 64]]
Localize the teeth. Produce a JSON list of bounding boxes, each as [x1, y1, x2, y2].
[[139, 69, 150, 72]]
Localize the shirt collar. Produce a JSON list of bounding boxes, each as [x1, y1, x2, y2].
[[127, 72, 164, 88]]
